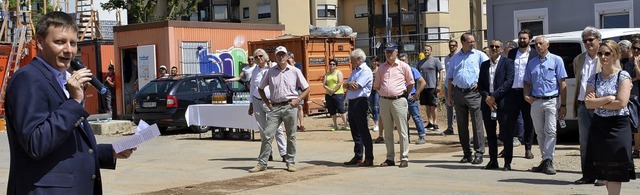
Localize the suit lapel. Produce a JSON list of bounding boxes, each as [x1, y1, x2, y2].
[[31, 58, 67, 100]]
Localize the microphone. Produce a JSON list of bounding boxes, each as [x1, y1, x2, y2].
[[70, 59, 108, 94]]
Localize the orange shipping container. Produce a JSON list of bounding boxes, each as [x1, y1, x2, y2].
[[77, 40, 115, 115], [248, 36, 355, 115], [113, 20, 285, 119]]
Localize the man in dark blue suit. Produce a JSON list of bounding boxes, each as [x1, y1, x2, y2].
[[507, 29, 538, 159], [479, 39, 516, 170], [4, 11, 134, 194]]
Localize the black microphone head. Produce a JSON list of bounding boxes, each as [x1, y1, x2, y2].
[[70, 59, 85, 70]]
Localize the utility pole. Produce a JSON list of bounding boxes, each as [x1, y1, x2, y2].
[[384, 0, 390, 43]]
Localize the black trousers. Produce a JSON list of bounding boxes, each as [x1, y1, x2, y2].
[[482, 95, 518, 165], [348, 97, 373, 160], [511, 88, 534, 150]]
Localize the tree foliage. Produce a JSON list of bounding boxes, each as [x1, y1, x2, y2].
[[101, 0, 202, 23], [101, 0, 156, 24]]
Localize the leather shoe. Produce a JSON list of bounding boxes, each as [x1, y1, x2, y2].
[[358, 159, 373, 167], [399, 160, 408, 168], [459, 156, 473, 163], [574, 177, 595, 184], [380, 159, 396, 167], [531, 160, 547, 172], [471, 156, 483, 164], [484, 161, 499, 169], [525, 150, 534, 159], [343, 157, 362, 165], [503, 164, 512, 171], [594, 180, 605, 186]]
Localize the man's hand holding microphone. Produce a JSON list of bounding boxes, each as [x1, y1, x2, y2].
[[67, 59, 108, 104]]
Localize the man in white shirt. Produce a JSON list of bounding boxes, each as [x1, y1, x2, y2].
[[506, 29, 537, 160], [572, 27, 605, 186]]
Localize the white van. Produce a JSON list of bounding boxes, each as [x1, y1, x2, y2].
[[531, 28, 640, 134]]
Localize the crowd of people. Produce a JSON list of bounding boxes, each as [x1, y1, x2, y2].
[[4, 11, 638, 194]]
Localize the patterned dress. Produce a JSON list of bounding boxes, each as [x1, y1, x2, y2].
[[585, 70, 636, 182]]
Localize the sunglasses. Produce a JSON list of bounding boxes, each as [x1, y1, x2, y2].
[[582, 38, 596, 43], [449, 44, 458, 47], [489, 45, 501, 49], [248, 58, 255, 60], [597, 51, 612, 57], [330, 63, 337, 66], [257, 55, 264, 58], [633, 46, 640, 52]]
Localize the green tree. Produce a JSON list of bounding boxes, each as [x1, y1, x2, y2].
[[101, 0, 202, 23], [101, 0, 157, 24]]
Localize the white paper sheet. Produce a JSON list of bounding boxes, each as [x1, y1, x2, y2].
[[112, 121, 160, 153]]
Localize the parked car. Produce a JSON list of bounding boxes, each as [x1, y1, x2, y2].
[[528, 28, 640, 134], [132, 74, 247, 134]]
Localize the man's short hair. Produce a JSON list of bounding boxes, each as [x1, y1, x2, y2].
[[461, 32, 473, 42], [505, 40, 517, 49], [582, 26, 602, 40], [619, 40, 632, 50], [350, 48, 367, 60], [518, 29, 533, 39], [449, 39, 458, 45], [36, 11, 78, 38], [398, 53, 409, 59], [287, 52, 295, 58]]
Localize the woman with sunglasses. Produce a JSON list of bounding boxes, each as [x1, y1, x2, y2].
[[624, 40, 640, 158], [323, 59, 349, 131], [584, 40, 636, 194]]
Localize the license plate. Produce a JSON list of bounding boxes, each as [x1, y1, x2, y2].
[[142, 102, 157, 108]]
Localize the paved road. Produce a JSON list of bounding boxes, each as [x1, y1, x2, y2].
[[0, 131, 639, 195]]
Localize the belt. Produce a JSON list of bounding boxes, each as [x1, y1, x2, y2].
[[533, 96, 558, 100], [512, 88, 524, 91], [380, 95, 404, 100], [577, 100, 585, 105], [454, 86, 476, 93], [271, 100, 291, 107], [349, 97, 367, 102], [253, 96, 262, 101]]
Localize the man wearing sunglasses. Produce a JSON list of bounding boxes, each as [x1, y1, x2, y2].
[[524, 35, 568, 175], [479, 40, 515, 171], [572, 27, 605, 186]]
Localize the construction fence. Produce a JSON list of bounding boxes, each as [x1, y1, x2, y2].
[[354, 29, 487, 63]]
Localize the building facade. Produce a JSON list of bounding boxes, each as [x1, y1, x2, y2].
[[487, 0, 638, 42]]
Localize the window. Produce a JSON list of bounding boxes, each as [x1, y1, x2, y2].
[[242, 7, 249, 19], [177, 79, 199, 94], [354, 5, 368, 18], [513, 8, 548, 38], [258, 4, 271, 19], [213, 5, 228, 20], [424, 27, 449, 40], [602, 14, 630, 28], [520, 20, 543, 37], [595, 1, 633, 28], [419, 0, 448, 12], [318, 4, 337, 18]]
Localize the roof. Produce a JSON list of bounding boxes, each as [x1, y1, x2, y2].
[[535, 28, 640, 42]]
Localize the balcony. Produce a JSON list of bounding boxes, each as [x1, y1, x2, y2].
[[372, 12, 417, 27]]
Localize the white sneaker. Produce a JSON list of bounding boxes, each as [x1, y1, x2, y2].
[[513, 137, 521, 147], [372, 125, 379, 132]]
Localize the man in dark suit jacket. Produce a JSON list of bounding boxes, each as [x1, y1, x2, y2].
[[506, 29, 538, 159], [479, 39, 516, 170], [4, 11, 134, 194]]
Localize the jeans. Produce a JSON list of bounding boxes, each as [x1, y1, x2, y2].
[[369, 90, 380, 122], [577, 102, 593, 177], [444, 86, 454, 130], [408, 98, 426, 137], [531, 98, 558, 160]]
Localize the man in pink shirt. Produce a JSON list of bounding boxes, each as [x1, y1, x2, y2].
[[250, 46, 310, 173], [374, 42, 415, 168]]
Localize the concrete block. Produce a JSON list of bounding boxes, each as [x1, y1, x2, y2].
[[89, 120, 136, 135]]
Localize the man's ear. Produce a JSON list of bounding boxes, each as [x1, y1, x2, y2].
[[36, 35, 44, 51]]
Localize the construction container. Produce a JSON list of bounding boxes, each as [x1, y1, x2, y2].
[[248, 36, 355, 115], [112, 20, 285, 119], [77, 39, 115, 115]]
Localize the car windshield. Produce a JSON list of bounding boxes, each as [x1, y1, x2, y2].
[[139, 81, 175, 95]]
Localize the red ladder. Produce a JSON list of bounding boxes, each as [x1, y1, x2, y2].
[[0, 26, 28, 115]]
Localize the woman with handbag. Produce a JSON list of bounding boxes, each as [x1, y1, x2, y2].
[[584, 40, 636, 195]]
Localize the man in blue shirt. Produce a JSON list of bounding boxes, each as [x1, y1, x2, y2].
[[399, 53, 427, 144], [343, 48, 374, 166], [446, 32, 489, 164], [524, 35, 568, 175]]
